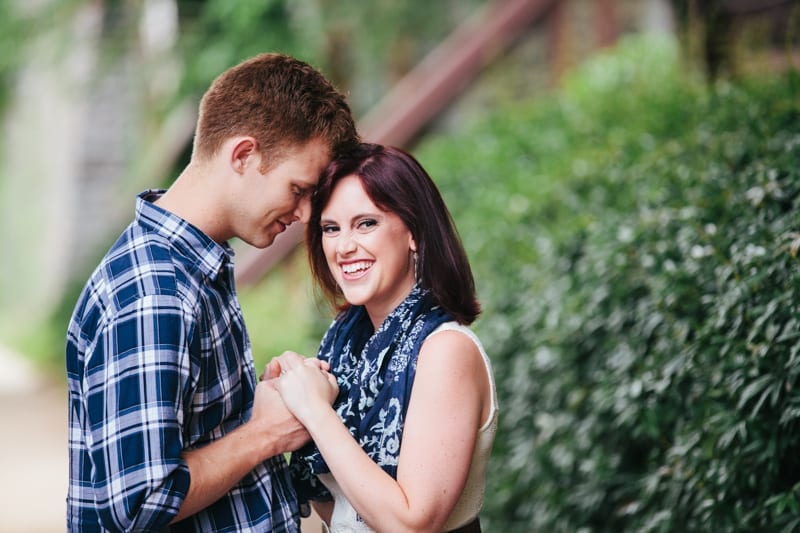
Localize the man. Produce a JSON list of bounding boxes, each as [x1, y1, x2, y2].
[[66, 53, 358, 531]]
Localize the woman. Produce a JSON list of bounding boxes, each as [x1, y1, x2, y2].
[[274, 143, 497, 532]]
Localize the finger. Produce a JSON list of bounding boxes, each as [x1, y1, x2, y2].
[[327, 372, 338, 389], [303, 358, 323, 369], [277, 351, 306, 369], [303, 358, 331, 372], [279, 350, 304, 362], [280, 357, 301, 372], [256, 379, 279, 396], [263, 360, 281, 380]]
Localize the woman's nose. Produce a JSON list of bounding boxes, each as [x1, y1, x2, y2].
[[336, 230, 357, 255]]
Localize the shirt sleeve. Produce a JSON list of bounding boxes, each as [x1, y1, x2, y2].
[[82, 294, 194, 531]]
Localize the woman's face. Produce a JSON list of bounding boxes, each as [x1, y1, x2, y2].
[[320, 174, 416, 327]]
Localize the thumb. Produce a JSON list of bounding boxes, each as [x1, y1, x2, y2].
[[263, 359, 282, 380]]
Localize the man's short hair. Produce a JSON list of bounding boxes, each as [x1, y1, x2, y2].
[[194, 53, 358, 167]]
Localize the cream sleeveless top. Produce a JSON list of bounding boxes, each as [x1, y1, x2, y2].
[[317, 322, 498, 532]]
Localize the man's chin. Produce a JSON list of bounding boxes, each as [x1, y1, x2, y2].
[[244, 233, 276, 249]]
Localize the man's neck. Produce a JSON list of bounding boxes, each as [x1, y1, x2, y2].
[[155, 163, 230, 243]]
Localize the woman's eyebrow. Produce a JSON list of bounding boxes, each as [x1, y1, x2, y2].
[[320, 212, 382, 226]]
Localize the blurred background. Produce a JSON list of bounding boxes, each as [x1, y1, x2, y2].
[[1, 0, 799, 531]]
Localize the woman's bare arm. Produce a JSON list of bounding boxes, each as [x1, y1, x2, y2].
[[276, 331, 489, 532]]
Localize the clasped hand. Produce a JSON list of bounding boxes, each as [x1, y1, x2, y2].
[[261, 351, 339, 426]]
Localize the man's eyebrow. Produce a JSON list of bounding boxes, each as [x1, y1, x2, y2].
[[294, 180, 316, 195]]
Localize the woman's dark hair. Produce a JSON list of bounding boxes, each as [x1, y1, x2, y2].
[[307, 143, 480, 325]]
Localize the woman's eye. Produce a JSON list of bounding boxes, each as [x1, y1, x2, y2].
[[358, 219, 377, 230], [321, 224, 340, 235]]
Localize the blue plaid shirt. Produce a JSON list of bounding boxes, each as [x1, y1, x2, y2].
[[66, 190, 300, 532]]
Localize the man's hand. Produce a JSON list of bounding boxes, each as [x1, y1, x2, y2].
[[251, 380, 311, 453], [173, 376, 310, 522]]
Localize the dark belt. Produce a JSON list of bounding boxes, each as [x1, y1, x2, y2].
[[449, 517, 481, 533]]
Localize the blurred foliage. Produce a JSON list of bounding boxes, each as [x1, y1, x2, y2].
[[7, 0, 482, 368], [416, 34, 800, 531], [168, 0, 480, 367], [237, 248, 324, 372], [669, 0, 800, 82], [0, 3, 29, 115], [0, 0, 84, 127], [170, 0, 483, 117], [8, 2, 800, 529]]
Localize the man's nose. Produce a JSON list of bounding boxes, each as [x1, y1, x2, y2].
[[294, 198, 311, 224]]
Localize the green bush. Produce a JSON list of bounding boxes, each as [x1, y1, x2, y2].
[[417, 35, 800, 531]]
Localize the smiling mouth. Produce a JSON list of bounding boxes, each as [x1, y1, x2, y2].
[[341, 260, 373, 278]]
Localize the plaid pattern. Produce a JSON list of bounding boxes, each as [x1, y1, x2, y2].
[[66, 190, 299, 532]]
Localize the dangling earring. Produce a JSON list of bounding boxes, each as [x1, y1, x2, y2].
[[413, 251, 420, 284]]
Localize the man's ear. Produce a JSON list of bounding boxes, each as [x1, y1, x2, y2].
[[230, 137, 258, 174]]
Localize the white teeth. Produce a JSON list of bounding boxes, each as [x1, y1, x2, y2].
[[342, 261, 372, 274]]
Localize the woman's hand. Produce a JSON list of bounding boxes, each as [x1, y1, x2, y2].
[[273, 355, 339, 425], [260, 351, 330, 381]]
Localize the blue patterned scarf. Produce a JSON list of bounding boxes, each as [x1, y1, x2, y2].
[[290, 285, 452, 502]]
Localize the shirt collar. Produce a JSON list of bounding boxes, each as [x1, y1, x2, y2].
[[135, 189, 234, 282]]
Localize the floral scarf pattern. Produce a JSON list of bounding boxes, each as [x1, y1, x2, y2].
[[290, 285, 451, 503]]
